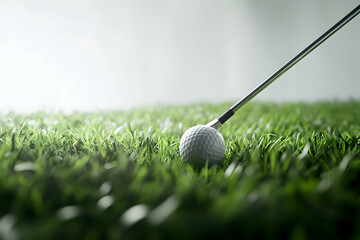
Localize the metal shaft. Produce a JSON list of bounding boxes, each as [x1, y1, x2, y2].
[[208, 4, 360, 130]]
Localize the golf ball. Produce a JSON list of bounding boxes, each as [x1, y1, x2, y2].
[[179, 125, 225, 166]]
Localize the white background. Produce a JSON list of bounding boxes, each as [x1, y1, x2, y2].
[[1, 0, 359, 113]]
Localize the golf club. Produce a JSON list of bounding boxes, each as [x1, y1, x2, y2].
[[180, 4, 360, 165], [207, 4, 360, 130]]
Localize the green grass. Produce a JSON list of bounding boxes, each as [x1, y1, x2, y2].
[[0, 101, 360, 239]]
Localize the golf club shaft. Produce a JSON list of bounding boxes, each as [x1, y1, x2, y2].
[[208, 4, 360, 129]]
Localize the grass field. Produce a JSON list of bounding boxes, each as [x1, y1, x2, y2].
[[0, 101, 360, 239]]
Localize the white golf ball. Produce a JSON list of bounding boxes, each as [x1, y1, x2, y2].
[[179, 125, 225, 166]]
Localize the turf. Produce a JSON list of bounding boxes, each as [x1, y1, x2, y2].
[[0, 101, 360, 239]]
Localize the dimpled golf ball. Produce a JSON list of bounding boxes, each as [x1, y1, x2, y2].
[[179, 125, 225, 166]]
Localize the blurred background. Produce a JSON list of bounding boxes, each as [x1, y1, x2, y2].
[[1, 0, 359, 113]]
